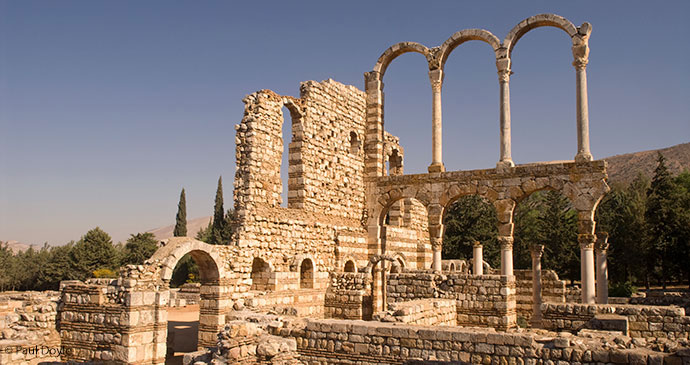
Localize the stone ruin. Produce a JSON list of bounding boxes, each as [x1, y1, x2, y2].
[[2, 13, 689, 365]]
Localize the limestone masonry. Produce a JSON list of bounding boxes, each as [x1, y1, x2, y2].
[[2, 13, 687, 365]]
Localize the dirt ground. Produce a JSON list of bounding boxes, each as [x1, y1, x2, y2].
[[166, 304, 200, 365]]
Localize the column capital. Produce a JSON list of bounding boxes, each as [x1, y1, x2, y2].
[[428, 68, 443, 92], [473, 241, 483, 248], [496, 58, 512, 83], [595, 232, 609, 252], [530, 244, 544, 259], [431, 237, 443, 250], [364, 71, 381, 83], [578, 234, 596, 249], [498, 236, 514, 249], [572, 44, 589, 71]]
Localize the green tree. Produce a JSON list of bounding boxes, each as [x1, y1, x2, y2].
[[170, 254, 199, 287], [70, 227, 117, 281], [121, 232, 158, 266], [37, 242, 76, 290], [672, 171, 690, 288], [442, 195, 499, 268], [538, 191, 578, 282], [174, 188, 187, 237], [596, 174, 649, 285], [645, 153, 676, 289], [210, 176, 226, 245]]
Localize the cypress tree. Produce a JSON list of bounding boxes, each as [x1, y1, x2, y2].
[[174, 188, 187, 237], [211, 176, 226, 244], [645, 153, 675, 289]]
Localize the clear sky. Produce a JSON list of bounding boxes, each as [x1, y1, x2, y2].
[[1, 1, 688, 245]]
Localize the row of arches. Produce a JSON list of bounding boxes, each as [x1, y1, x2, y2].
[[365, 13, 594, 176], [250, 256, 316, 290]]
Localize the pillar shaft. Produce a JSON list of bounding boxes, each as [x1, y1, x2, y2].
[[473, 242, 483, 275], [428, 69, 444, 173], [530, 244, 544, 326], [579, 234, 596, 304], [572, 41, 593, 162], [432, 237, 442, 271], [596, 233, 609, 304], [364, 71, 385, 176], [499, 236, 514, 276], [496, 58, 514, 167]]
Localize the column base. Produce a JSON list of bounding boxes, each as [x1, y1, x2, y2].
[[574, 152, 593, 163], [496, 159, 515, 169], [428, 162, 445, 173]]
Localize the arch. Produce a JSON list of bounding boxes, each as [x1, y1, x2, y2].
[[362, 254, 400, 274], [503, 13, 579, 57], [300, 258, 314, 289], [344, 260, 357, 273], [250, 257, 274, 291], [438, 28, 502, 69], [372, 41, 432, 77], [349, 131, 360, 155], [148, 238, 224, 284], [449, 262, 456, 272]]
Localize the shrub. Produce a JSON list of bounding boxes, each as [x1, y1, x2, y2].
[[609, 281, 637, 297]]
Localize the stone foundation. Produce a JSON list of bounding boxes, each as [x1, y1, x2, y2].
[[541, 302, 690, 340], [387, 272, 517, 330], [0, 291, 61, 365]]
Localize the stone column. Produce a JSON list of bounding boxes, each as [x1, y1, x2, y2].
[[428, 69, 445, 173], [572, 24, 593, 163], [431, 237, 442, 271], [530, 244, 544, 326], [499, 236, 514, 276], [473, 241, 483, 275], [595, 232, 610, 304], [364, 71, 386, 176], [579, 234, 596, 304], [496, 58, 514, 168]]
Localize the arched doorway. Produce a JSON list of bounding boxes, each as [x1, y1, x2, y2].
[[165, 248, 222, 364], [300, 258, 314, 289]]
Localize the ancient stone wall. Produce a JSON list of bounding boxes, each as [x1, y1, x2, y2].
[[324, 273, 371, 320], [0, 291, 61, 365], [230, 80, 371, 296], [270, 318, 689, 364], [514, 269, 566, 322], [541, 302, 690, 340], [383, 298, 456, 326], [386, 272, 516, 330], [169, 283, 200, 307]]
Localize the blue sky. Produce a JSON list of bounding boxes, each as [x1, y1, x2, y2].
[[1, 1, 688, 245]]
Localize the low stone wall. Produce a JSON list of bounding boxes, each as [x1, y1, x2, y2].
[[631, 291, 690, 313], [514, 269, 566, 323], [325, 272, 371, 320], [383, 298, 456, 326], [566, 286, 582, 303], [0, 291, 61, 365], [269, 318, 689, 364], [169, 283, 200, 307], [541, 302, 690, 340], [387, 272, 516, 330]]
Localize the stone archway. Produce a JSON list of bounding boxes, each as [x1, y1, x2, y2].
[[145, 238, 227, 360]]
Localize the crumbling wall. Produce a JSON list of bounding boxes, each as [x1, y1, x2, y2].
[[231, 80, 371, 293], [380, 298, 456, 326], [386, 272, 517, 330], [270, 318, 689, 364], [541, 302, 690, 340], [383, 198, 431, 270], [514, 269, 566, 322], [324, 272, 371, 320], [0, 291, 61, 365]]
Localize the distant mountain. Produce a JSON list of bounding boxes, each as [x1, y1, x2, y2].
[[146, 216, 212, 241], [2, 240, 40, 253], [602, 142, 690, 185]]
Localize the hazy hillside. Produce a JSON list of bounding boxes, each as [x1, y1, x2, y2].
[[2, 240, 40, 253], [603, 142, 690, 184], [146, 216, 212, 241]]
